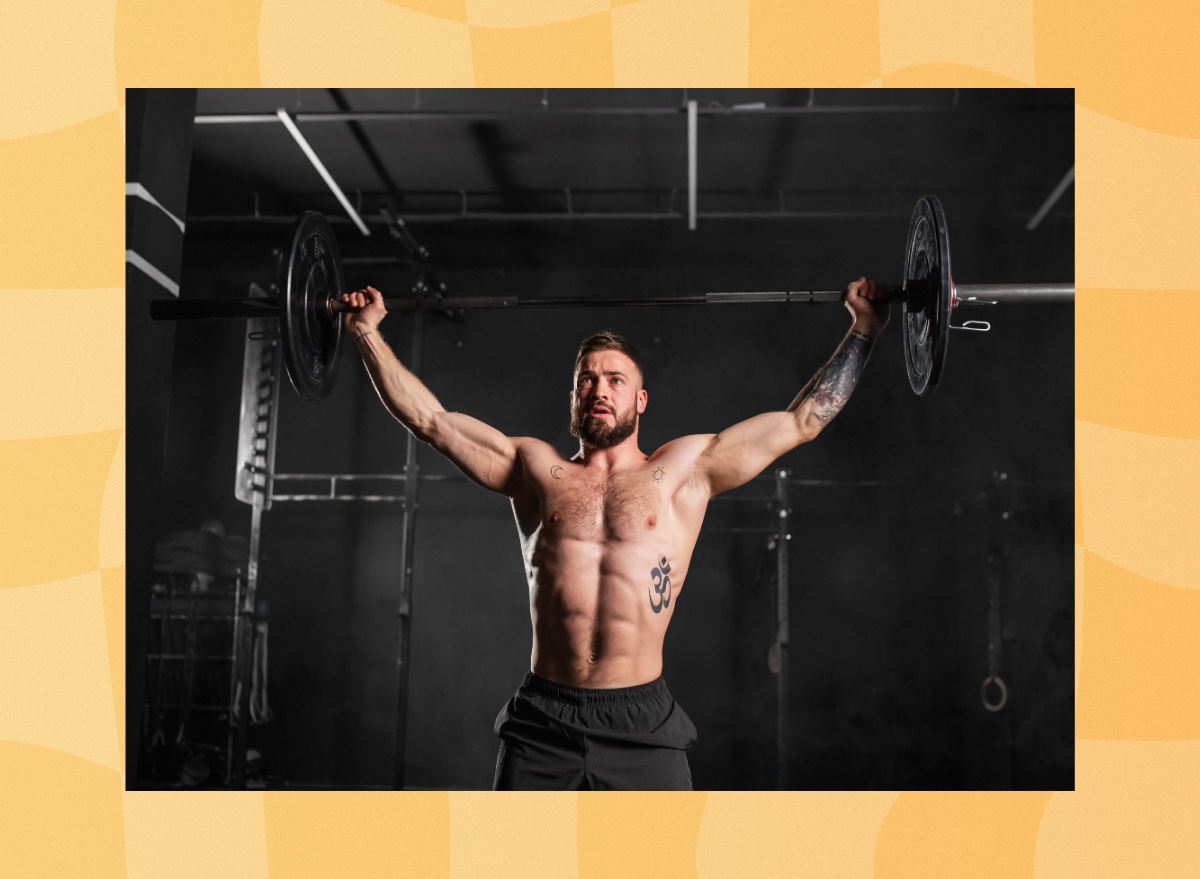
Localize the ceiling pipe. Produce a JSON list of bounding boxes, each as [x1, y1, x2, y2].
[[687, 100, 698, 231], [195, 104, 972, 125], [186, 208, 923, 226], [1026, 164, 1075, 231], [275, 108, 371, 236]]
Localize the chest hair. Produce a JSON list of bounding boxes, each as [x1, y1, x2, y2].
[[550, 470, 660, 538]]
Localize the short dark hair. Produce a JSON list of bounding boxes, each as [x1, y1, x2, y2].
[[573, 331, 646, 386]]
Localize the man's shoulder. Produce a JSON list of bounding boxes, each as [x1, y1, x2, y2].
[[648, 433, 717, 463], [513, 436, 570, 463]]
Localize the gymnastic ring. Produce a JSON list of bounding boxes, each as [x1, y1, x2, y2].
[[980, 675, 1008, 712]]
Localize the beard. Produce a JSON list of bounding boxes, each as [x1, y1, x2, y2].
[[570, 404, 639, 450]]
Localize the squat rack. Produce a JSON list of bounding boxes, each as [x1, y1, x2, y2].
[[231, 303, 1031, 790], [234, 303, 837, 789]]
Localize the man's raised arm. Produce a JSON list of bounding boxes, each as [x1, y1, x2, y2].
[[696, 277, 890, 495], [342, 286, 521, 496]]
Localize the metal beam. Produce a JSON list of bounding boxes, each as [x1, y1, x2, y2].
[[392, 314, 424, 790], [275, 108, 371, 237], [774, 469, 790, 791], [194, 105, 977, 125], [687, 100, 698, 231], [186, 209, 912, 225], [1026, 165, 1074, 231]]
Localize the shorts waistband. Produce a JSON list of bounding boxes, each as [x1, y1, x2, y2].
[[521, 672, 671, 705]]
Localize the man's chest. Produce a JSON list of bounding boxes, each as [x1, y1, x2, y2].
[[540, 469, 665, 540]]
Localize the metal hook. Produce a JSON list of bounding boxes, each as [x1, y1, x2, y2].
[[951, 320, 991, 332]]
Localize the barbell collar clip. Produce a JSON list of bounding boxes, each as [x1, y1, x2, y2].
[[951, 320, 991, 332]]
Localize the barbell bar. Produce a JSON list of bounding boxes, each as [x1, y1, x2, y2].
[[150, 197, 1074, 401], [150, 283, 1070, 319], [327, 284, 1072, 310]]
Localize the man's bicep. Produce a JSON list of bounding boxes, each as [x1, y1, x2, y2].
[[698, 412, 813, 494], [427, 411, 522, 494]]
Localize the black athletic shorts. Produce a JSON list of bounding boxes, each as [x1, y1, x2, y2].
[[492, 672, 697, 791]]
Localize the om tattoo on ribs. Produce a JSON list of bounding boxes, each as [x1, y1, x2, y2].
[[649, 556, 673, 613]]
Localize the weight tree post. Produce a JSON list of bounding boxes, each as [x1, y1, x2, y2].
[[392, 312, 424, 790]]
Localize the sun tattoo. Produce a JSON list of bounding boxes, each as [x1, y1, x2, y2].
[[652, 467, 665, 482]]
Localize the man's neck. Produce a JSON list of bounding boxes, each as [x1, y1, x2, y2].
[[576, 435, 645, 469]]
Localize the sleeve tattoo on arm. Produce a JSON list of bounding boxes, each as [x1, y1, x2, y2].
[[791, 330, 874, 424]]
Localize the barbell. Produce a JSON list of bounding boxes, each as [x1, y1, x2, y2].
[[150, 197, 1073, 400]]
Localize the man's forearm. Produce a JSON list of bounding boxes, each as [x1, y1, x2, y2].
[[350, 326, 444, 437], [786, 321, 878, 425]]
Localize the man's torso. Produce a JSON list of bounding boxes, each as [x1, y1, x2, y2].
[[508, 436, 713, 687]]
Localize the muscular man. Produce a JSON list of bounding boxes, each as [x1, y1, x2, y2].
[[341, 278, 890, 790]]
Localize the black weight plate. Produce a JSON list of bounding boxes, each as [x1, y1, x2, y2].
[[280, 212, 344, 402], [902, 196, 952, 396]]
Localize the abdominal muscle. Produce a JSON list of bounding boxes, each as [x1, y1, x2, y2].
[[526, 533, 684, 688]]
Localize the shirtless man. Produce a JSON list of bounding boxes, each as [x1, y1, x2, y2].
[[341, 278, 890, 790]]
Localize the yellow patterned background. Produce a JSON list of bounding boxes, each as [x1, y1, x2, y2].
[[1, 0, 1197, 875]]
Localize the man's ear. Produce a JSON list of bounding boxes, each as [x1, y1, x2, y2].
[[637, 388, 648, 414]]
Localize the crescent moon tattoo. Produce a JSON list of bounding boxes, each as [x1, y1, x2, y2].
[[551, 465, 563, 479]]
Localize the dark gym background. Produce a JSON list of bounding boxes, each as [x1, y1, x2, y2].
[[127, 88, 1073, 791]]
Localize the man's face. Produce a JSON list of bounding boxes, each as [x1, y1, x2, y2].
[[569, 350, 647, 450]]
